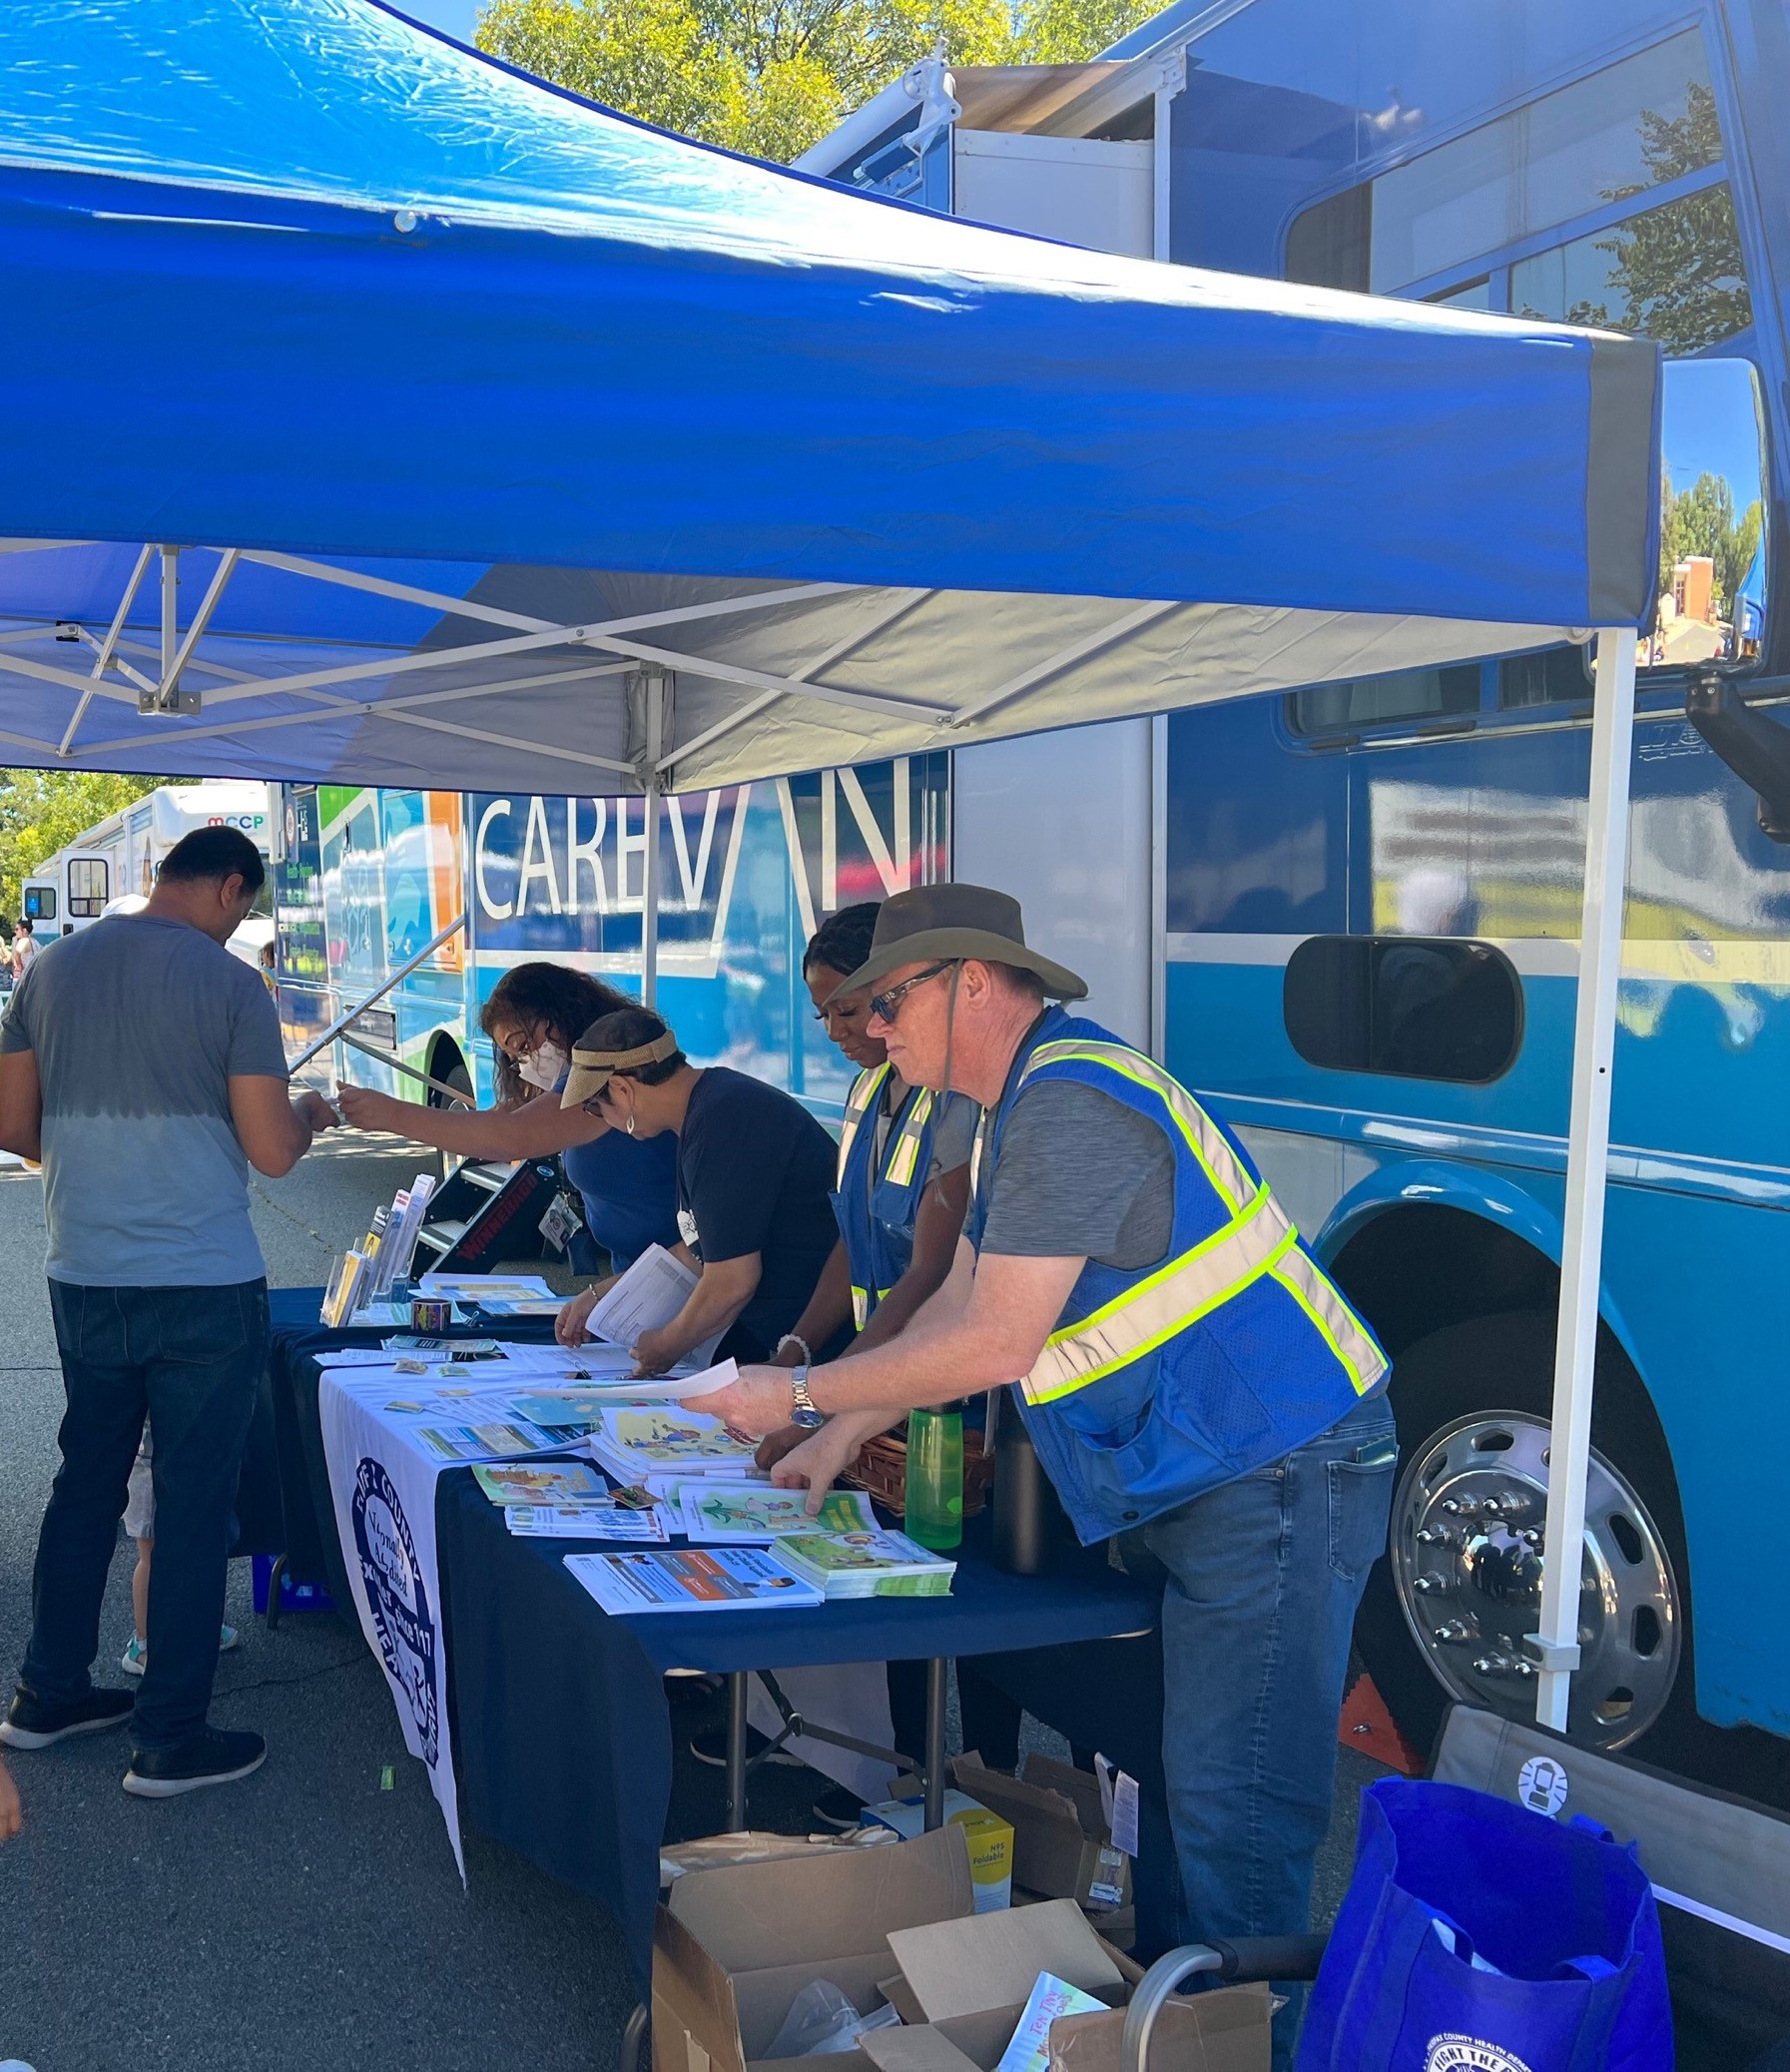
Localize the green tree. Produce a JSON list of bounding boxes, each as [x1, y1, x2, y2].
[[0, 772, 171, 923], [1560, 83, 1751, 353], [477, 0, 1158, 164]]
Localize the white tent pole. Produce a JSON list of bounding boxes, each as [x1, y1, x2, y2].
[[1530, 627, 1637, 1733], [640, 671, 666, 1009]]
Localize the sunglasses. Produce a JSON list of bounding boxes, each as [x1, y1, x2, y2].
[[868, 960, 957, 1025]]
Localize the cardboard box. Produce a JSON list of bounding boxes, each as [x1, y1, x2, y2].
[[865, 1899, 1270, 2072], [869, 1789, 1015, 1912], [950, 1755, 1132, 1917], [652, 1825, 975, 2072]]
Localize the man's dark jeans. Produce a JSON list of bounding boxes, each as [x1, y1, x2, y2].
[[21, 1279, 270, 1751]]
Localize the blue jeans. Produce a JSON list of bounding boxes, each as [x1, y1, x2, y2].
[[20, 1280, 270, 1751], [1132, 1393, 1398, 2070]]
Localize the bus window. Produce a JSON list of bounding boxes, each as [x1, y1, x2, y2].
[[67, 858, 108, 918], [1286, 29, 1720, 298], [1291, 662, 1480, 737], [1284, 935, 1523, 1083], [1498, 645, 1590, 711], [1511, 186, 1751, 351], [22, 887, 56, 923]]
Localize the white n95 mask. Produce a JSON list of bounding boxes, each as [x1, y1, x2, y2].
[[518, 1042, 569, 1092]]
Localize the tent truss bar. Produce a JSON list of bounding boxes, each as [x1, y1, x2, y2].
[[945, 599, 1181, 729], [1530, 626, 1638, 1732]]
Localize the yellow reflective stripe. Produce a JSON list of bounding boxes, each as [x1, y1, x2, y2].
[[885, 1087, 931, 1187], [1023, 1040, 1252, 1215], [1022, 1197, 1300, 1405], [836, 1062, 890, 1189], [1270, 1248, 1388, 1398]]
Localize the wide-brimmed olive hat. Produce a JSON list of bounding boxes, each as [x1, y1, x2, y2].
[[559, 1028, 680, 1108], [828, 884, 1086, 1005]]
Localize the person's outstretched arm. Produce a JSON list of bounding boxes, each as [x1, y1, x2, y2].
[[230, 1077, 339, 1178], [336, 1082, 608, 1161]]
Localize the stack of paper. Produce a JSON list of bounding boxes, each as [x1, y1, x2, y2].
[[565, 1546, 823, 1615], [418, 1271, 562, 1317], [586, 1405, 760, 1485], [505, 1502, 672, 1542], [674, 1482, 878, 1543], [774, 1526, 956, 1600]]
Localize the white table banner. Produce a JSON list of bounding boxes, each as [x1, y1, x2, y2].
[[318, 1369, 465, 1875]]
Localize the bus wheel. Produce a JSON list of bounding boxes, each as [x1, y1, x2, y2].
[[1355, 1310, 1703, 1772], [426, 1045, 474, 1181]]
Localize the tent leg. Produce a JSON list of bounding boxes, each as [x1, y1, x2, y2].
[[641, 674, 666, 1009], [1530, 628, 1637, 1733]]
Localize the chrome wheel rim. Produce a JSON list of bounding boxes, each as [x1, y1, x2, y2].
[[1390, 1410, 1680, 1747]]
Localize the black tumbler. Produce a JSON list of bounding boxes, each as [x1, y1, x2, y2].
[[991, 1391, 1056, 1576]]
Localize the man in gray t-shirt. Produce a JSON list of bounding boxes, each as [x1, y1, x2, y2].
[[0, 827, 334, 1798]]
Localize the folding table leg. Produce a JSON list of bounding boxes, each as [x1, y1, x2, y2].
[[725, 1670, 749, 1831], [264, 1552, 288, 1633], [923, 1658, 947, 1829]]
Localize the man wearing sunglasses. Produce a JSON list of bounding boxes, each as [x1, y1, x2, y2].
[[688, 882, 1397, 2071]]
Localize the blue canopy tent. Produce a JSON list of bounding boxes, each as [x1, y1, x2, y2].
[[0, 0, 1662, 1736]]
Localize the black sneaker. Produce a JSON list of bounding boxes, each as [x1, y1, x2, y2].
[[811, 1783, 868, 1830], [0, 1686, 135, 1749], [689, 1726, 805, 1768], [123, 1727, 267, 1798]]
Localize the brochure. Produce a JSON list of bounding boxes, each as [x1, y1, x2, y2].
[[505, 1502, 671, 1542], [993, 1974, 1106, 2072], [472, 1460, 605, 1506], [774, 1525, 957, 1600], [564, 1545, 824, 1616], [676, 1482, 878, 1543], [418, 1272, 561, 1317], [409, 1418, 561, 1464], [505, 1361, 739, 1431], [586, 1404, 759, 1483], [581, 1245, 721, 1363]]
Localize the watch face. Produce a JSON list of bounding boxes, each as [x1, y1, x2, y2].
[[792, 1408, 826, 1430]]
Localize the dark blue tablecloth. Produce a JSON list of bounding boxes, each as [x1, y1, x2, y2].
[[435, 1470, 1160, 1986]]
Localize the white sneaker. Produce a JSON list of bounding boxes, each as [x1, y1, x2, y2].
[[120, 1625, 241, 1677]]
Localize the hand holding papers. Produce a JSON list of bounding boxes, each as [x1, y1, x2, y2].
[[574, 1245, 723, 1370]]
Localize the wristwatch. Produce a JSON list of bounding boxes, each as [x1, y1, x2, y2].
[[789, 1364, 825, 1431]]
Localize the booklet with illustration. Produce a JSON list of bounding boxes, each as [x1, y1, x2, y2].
[[565, 1545, 823, 1615], [409, 1417, 561, 1464], [586, 1404, 759, 1483], [472, 1460, 605, 1507], [993, 1974, 1107, 2072], [675, 1482, 878, 1543], [774, 1525, 956, 1600]]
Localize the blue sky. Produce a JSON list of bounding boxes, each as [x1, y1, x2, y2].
[[397, 0, 481, 43]]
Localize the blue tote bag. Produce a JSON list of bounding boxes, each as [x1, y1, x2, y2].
[[1297, 1777, 1672, 2072]]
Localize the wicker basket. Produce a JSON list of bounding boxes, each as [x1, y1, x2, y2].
[[847, 1424, 994, 1521]]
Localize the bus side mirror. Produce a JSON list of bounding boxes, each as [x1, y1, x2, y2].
[[1644, 357, 1767, 673]]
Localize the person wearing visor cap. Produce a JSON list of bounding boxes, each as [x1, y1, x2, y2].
[[554, 1007, 840, 1377], [688, 883, 1397, 2069]]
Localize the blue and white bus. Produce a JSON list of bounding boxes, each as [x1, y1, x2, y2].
[[805, 0, 1790, 1794]]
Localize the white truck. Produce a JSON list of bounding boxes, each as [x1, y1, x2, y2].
[[21, 779, 276, 968]]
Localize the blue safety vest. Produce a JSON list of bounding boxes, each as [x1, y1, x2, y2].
[[965, 1008, 1388, 1544], [832, 1063, 951, 1330]]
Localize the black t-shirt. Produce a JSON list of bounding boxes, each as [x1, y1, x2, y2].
[[676, 1067, 841, 1362]]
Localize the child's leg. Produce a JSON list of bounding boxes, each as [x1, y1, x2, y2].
[[132, 1536, 153, 1646]]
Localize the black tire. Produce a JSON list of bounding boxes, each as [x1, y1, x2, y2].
[[426, 1045, 475, 1183], [1355, 1309, 1790, 1807]]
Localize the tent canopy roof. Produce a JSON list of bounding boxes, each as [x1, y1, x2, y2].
[[0, 0, 1659, 795]]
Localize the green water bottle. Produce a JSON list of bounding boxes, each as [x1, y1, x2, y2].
[[904, 1406, 963, 1551]]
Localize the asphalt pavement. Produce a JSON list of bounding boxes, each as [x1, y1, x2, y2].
[[0, 1130, 1381, 2071]]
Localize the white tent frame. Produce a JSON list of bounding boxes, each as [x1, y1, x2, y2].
[[0, 533, 1644, 1733]]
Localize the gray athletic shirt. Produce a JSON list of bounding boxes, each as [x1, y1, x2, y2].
[[0, 915, 289, 1286], [976, 1081, 1175, 1270]]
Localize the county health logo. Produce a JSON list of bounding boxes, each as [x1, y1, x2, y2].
[[351, 1457, 438, 1767], [1425, 2038, 1532, 2072]]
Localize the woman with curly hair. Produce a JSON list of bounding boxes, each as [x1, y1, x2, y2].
[[335, 961, 679, 1271]]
